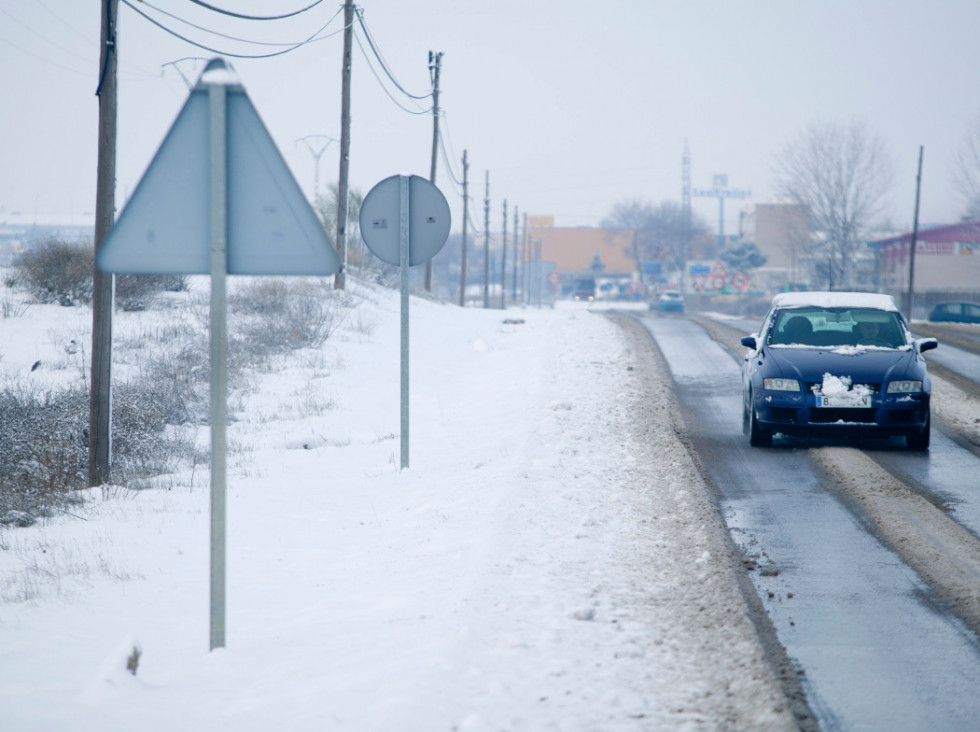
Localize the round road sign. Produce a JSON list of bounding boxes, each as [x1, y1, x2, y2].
[[546, 271, 561, 286], [732, 272, 750, 291], [359, 175, 451, 266]]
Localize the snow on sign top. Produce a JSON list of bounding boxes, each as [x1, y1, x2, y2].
[[772, 292, 899, 311]]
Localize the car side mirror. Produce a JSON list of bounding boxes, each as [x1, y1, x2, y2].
[[741, 335, 758, 349], [916, 337, 938, 353]]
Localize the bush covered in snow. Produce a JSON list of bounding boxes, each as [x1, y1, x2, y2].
[[13, 237, 93, 306], [12, 237, 186, 311], [0, 274, 354, 519]]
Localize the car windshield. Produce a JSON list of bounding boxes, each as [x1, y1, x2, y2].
[[770, 307, 909, 349]]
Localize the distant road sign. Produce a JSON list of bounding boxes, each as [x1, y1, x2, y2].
[[732, 272, 750, 291], [546, 271, 561, 286]]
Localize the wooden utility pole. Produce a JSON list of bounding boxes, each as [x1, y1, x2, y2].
[[334, 0, 353, 290], [906, 146, 924, 321], [483, 172, 490, 308], [426, 51, 442, 292], [90, 0, 118, 486], [500, 199, 507, 308], [458, 149, 469, 307], [521, 212, 528, 304], [512, 205, 519, 300]]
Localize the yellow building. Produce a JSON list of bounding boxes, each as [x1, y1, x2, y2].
[[523, 223, 636, 277]]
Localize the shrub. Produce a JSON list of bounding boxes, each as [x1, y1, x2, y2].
[[14, 237, 93, 306], [229, 278, 340, 362], [115, 274, 187, 312], [0, 385, 88, 513], [0, 377, 196, 518]]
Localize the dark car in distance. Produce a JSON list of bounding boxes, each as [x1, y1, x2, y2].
[[573, 276, 596, 302], [740, 292, 937, 449], [928, 301, 980, 324]]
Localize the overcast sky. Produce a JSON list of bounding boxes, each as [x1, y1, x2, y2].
[[2, 0, 979, 237]]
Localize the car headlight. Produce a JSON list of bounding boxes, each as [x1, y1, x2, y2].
[[887, 380, 922, 393], [764, 378, 800, 391]]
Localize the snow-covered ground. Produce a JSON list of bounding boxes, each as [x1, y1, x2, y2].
[[0, 277, 795, 731]]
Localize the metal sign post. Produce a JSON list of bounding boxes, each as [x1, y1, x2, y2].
[[360, 174, 451, 469], [399, 176, 410, 468], [96, 58, 339, 651], [208, 78, 228, 652]]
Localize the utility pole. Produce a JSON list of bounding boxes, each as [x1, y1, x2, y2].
[[426, 51, 443, 292], [682, 140, 692, 258], [500, 199, 507, 308], [90, 0, 118, 487], [334, 0, 353, 290], [906, 145, 924, 321], [458, 149, 469, 307], [483, 171, 490, 308], [521, 212, 528, 304], [512, 205, 519, 300]]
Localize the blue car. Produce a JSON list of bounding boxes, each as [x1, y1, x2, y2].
[[929, 301, 980, 324], [656, 291, 685, 313], [740, 292, 937, 449]]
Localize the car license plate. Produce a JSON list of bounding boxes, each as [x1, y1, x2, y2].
[[815, 395, 871, 408]]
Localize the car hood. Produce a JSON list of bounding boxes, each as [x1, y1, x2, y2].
[[765, 346, 918, 384]]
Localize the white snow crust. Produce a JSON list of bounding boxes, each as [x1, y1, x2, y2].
[[0, 278, 794, 731]]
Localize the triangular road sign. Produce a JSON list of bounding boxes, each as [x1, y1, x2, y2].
[[98, 61, 339, 276]]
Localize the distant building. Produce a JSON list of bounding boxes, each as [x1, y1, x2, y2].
[[870, 220, 980, 294], [524, 223, 635, 277], [739, 202, 809, 292]]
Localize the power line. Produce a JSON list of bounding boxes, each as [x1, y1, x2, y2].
[[120, 0, 344, 59], [133, 0, 343, 48], [354, 7, 431, 101], [0, 6, 96, 67], [352, 28, 431, 115], [186, 0, 328, 21], [0, 33, 93, 77]]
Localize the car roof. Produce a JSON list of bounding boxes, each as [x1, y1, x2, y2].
[[772, 291, 898, 312]]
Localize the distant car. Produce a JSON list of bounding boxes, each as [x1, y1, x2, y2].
[[928, 301, 980, 324], [740, 292, 936, 450], [573, 276, 596, 302], [656, 291, 685, 313]]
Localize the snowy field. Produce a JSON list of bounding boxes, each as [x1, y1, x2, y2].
[[0, 277, 794, 731]]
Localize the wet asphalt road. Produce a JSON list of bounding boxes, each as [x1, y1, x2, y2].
[[638, 314, 980, 731]]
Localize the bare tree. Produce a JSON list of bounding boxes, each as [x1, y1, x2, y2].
[[602, 199, 654, 278], [953, 112, 980, 221], [773, 119, 894, 289], [601, 199, 709, 276]]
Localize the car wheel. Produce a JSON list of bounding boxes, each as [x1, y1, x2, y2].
[[906, 414, 930, 450], [748, 392, 773, 447]]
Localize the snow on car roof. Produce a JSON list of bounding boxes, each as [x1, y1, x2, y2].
[[772, 291, 899, 311]]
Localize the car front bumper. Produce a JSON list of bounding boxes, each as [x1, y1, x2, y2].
[[753, 390, 930, 438]]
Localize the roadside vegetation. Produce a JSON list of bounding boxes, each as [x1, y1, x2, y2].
[[1, 236, 358, 526]]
